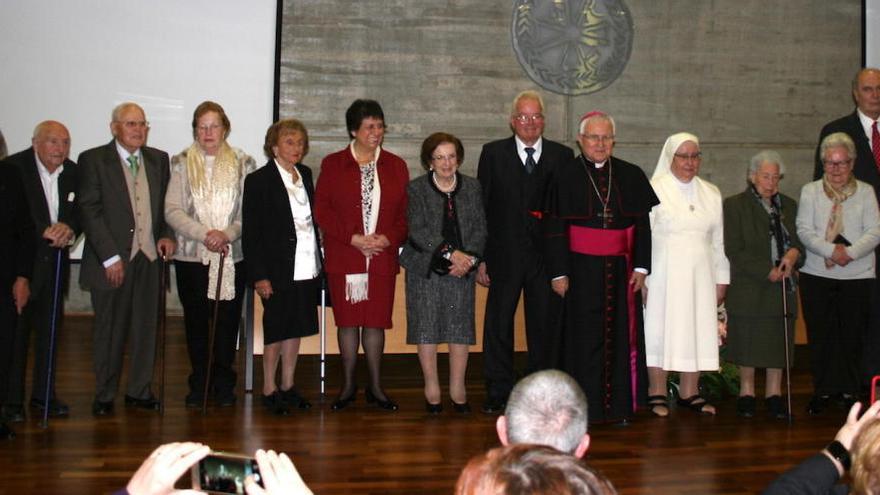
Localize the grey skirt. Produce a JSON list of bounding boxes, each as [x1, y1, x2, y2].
[[404, 269, 476, 345]]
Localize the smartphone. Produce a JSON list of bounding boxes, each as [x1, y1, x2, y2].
[[191, 451, 263, 494], [872, 375, 880, 404]]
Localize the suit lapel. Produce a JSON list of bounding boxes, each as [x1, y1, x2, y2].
[[102, 141, 134, 219], [270, 163, 296, 231], [20, 149, 52, 225]]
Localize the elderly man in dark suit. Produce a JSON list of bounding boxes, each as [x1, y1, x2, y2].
[[476, 90, 574, 414], [0, 163, 35, 438], [1, 121, 79, 423], [813, 68, 880, 410], [78, 102, 176, 416]]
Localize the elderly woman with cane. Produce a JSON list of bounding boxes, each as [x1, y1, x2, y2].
[[165, 101, 256, 408], [723, 151, 802, 419]]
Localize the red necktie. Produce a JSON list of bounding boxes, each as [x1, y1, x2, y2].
[[873, 121, 880, 172]]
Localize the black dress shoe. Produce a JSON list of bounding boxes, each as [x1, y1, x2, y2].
[[425, 401, 443, 414], [365, 388, 398, 411], [807, 395, 830, 415], [451, 401, 471, 414], [184, 394, 201, 409], [481, 399, 506, 415], [765, 395, 789, 420], [124, 395, 161, 410], [92, 400, 114, 416], [262, 392, 290, 416], [330, 389, 357, 411], [736, 396, 756, 418], [0, 422, 15, 439], [30, 398, 70, 417], [214, 393, 237, 408], [1, 405, 25, 423], [281, 387, 311, 410]]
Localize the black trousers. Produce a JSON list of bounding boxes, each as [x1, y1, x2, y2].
[[175, 260, 245, 399], [6, 272, 64, 406], [799, 273, 873, 397], [482, 254, 558, 402]]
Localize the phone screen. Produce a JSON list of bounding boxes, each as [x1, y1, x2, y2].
[[194, 453, 262, 494]]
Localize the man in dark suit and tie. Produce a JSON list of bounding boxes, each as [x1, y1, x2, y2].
[[1, 121, 79, 423], [78, 102, 176, 416], [812, 67, 880, 412], [476, 90, 574, 413], [0, 163, 35, 438]]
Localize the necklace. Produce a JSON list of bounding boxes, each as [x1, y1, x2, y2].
[[432, 171, 457, 193], [580, 155, 613, 227]]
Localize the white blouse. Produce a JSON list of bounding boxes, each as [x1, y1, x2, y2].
[[275, 161, 319, 280]]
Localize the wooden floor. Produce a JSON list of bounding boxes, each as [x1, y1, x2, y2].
[[0, 315, 850, 494]]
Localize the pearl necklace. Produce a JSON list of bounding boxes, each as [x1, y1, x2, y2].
[[432, 171, 457, 193]]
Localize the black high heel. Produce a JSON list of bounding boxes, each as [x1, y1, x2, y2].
[[425, 401, 443, 414], [366, 388, 399, 411], [330, 387, 357, 411], [451, 400, 471, 414]]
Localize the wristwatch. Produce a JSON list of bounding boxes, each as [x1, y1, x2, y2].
[[825, 440, 851, 471]]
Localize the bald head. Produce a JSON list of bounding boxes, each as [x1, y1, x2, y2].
[[853, 68, 880, 120], [32, 120, 70, 171]]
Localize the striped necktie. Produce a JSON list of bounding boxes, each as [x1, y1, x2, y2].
[[872, 121, 880, 172], [127, 154, 139, 177]]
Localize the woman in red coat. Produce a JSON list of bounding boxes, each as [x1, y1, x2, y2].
[[314, 99, 409, 411]]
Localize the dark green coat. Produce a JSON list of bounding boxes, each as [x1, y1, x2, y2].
[[724, 188, 803, 368]]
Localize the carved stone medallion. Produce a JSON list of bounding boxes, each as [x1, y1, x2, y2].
[[512, 0, 633, 95]]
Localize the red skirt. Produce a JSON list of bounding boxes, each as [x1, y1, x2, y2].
[[326, 272, 396, 329]]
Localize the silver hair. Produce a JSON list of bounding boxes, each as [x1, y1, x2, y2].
[[0, 128, 6, 160], [111, 102, 144, 123], [748, 150, 786, 177], [504, 370, 588, 454], [510, 90, 545, 117], [820, 132, 857, 162], [578, 113, 616, 136]]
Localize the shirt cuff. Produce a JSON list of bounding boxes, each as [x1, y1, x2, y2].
[[103, 255, 121, 268], [634, 267, 648, 274]]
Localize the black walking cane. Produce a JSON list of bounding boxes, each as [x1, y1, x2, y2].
[[40, 248, 63, 429], [203, 250, 227, 414], [770, 209, 795, 423], [156, 256, 169, 416]]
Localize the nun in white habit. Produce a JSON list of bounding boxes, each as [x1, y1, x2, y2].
[[643, 132, 730, 417]]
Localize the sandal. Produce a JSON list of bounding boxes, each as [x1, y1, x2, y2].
[[677, 394, 716, 415], [647, 395, 669, 417]]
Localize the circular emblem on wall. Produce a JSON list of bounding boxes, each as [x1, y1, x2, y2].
[[511, 0, 633, 95]]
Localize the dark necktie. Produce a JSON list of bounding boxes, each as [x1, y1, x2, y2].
[[524, 147, 536, 175], [873, 121, 880, 172]]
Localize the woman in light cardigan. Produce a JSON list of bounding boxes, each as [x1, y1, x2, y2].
[[797, 132, 880, 415], [165, 101, 256, 408]]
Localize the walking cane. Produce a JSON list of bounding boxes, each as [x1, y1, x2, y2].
[[156, 256, 169, 416], [40, 248, 63, 429], [320, 274, 327, 396], [203, 250, 227, 413], [780, 275, 794, 424], [770, 209, 794, 423]]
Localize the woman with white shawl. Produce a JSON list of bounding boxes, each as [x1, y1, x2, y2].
[[165, 101, 256, 408], [644, 132, 730, 416]]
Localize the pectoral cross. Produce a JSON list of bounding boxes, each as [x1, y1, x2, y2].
[[599, 207, 613, 228]]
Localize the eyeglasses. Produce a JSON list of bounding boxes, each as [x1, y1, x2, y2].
[[513, 114, 544, 124], [581, 134, 614, 144], [117, 120, 149, 129], [823, 159, 853, 168], [432, 154, 457, 163], [197, 124, 224, 133], [674, 152, 702, 161]]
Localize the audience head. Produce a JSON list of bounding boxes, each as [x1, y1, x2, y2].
[[509, 90, 545, 146], [747, 150, 785, 199], [577, 111, 616, 164], [852, 67, 880, 120], [264, 118, 309, 165], [0, 128, 7, 160], [455, 444, 616, 495], [852, 416, 880, 495], [497, 370, 590, 458], [191, 101, 231, 155], [31, 121, 71, 171], [111, 102, 149, 153]]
